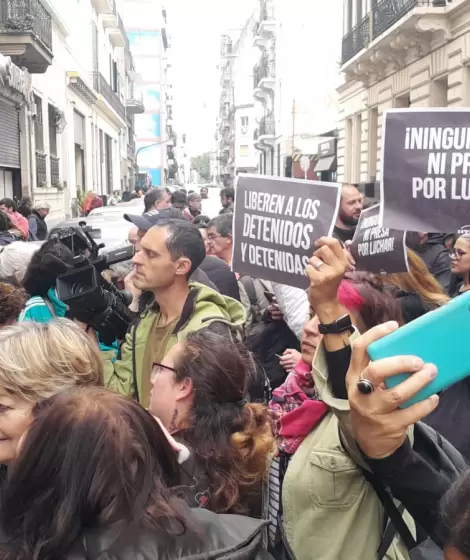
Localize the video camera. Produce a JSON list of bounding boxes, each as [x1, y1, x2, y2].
[[51, 222, 135, 346]]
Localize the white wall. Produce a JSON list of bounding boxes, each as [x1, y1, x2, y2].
[[273, 0, 342, 152]]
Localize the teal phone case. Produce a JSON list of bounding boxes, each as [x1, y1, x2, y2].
[[368, 290, 470, 408]]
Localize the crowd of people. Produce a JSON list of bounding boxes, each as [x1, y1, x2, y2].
[[0, 183, 468, 560]]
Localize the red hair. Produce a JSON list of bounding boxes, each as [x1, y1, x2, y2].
[[338, 280, 364, 311]]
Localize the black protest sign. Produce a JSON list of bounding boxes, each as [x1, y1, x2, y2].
[[381, 109, 470, 233], [232, 174, 341, 289], [350, 204, 409, 274]]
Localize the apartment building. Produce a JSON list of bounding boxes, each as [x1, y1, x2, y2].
[[0, 0, 140, 219], [337, 0, 464, 196], [252, 0, 342, 181], [216, 17, 259, 187]]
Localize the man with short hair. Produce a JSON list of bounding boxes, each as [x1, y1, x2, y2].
[[0, 198, 29, 239], [144, 188, 171, 213], [171, 190, 193, 221], [219, 187, 234, 214], [333, 184, 363, 244], [187, 192, 202, 219], [105, 217, 245, 406]]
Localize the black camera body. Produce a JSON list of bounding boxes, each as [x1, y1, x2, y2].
[[53, 224, 135, 346]]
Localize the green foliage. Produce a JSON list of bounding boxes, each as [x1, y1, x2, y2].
[[190, 152, 211, 183]]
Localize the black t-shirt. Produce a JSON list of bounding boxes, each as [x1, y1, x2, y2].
[[333, 225, 355, 244]]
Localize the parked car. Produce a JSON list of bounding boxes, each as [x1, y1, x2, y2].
[[49, 214, 134, 252], [88, 199, 144, 217]]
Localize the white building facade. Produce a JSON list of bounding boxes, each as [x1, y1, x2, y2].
[[217, 18, 259, 187], [0, 0, 137, 220], [252, 0, 342, 181], [337, 0, 463, 196]]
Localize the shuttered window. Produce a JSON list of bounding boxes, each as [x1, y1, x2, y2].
[[0, 99, 20, 168]]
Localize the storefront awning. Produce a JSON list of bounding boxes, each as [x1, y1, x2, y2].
[[314, 155, 336, 173]]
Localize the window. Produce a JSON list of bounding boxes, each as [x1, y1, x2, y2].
[[48, 104, 58, 156], [34, 95, 44, 152], [431, 76, 448, 107], [368, 107, 378, 182], [239, 145, 249, 157], [241, 116, 249, 127]]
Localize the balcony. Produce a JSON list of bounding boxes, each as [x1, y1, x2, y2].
[[255, 112, 275, 150], [254, 0, 275, 50], [92, 72, 126, 123], [253, 52, 275, 103], [50, 155, 60, 187], [341, 0, 448, 79], [0, 0, 53, 73], [35, 151, 46, 187], [91, 0, 115, 16], [126, 93, 144, 114]]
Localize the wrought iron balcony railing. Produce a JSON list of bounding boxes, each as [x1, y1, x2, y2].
[[372, 0, 445, 40], [259, 113, 275, 136], [253, 52, 275, 88], [36, 151, 47, 187], [0, 0, 52, 51], [92, 72, 126, 121], [342, 0, 446, 64], [50, 155, 60, 187], [341, 15, 369, 64]]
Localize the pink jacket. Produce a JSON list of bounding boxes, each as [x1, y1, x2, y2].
[[11, 212, 28, 238]]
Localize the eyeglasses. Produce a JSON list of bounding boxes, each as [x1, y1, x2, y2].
[[207, 234, 223, 241], [151, 362, 176, 381], [449, 249, 468, 260]]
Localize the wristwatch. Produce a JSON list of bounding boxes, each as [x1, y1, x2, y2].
[[318, 314, 353, 335]]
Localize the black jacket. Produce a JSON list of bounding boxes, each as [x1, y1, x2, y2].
[[199, 256, 241, 301], [50, 508, 271, 559], [29, 211, 48, 241], [415, 234, 452, 294]]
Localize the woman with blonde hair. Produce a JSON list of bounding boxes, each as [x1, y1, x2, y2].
[[0, 318, 103, 466], [378, 248, 450, 322]]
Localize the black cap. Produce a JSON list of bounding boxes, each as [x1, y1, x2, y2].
[[124, 207, 185, 231]]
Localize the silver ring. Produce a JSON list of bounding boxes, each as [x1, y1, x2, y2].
[[313, 259, 324, 270], [357, 373, 374, 395]]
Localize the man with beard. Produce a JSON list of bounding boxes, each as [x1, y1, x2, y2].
[[333, 184, 363, 244]]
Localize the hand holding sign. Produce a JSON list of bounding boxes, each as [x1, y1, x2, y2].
[[306, 237, 349, 311]]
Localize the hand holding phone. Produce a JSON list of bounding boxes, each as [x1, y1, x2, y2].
[[368, 291, 470, 408]]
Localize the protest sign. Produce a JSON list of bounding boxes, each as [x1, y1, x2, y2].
[[232, 174, 341, 289], [350, 204, 409, 274], [381, 108, 470, 233]]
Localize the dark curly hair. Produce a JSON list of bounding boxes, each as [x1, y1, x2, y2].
[[22, 239, 74, 297], [173, 327, 274, 515], [0, 282, 27, 326]]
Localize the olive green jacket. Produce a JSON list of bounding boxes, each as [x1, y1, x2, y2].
[[103, 282, 246, 403]]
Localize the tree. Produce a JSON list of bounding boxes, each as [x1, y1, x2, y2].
[[190, 152, 211, 183]]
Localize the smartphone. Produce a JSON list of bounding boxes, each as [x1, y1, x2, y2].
[[264, 291, 276, 304], [367, 291, 470, 408]]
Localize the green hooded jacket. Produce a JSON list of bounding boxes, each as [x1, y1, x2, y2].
[[104, 282, 246, 405]]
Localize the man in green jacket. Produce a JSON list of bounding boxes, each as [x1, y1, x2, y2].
[[105, 217, 246, 407]]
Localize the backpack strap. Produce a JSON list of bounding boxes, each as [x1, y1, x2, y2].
[[43, 296, 57, 318], [239, 276, 258, 309], [362, 468, 417, 557]]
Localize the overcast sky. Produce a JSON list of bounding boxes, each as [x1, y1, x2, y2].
[[168, 0, 255, 157]]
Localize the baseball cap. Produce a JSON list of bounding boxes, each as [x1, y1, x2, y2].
[[124, 207, 185, 231]]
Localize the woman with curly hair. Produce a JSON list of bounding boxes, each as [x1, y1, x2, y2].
[[148, 326, 274, 516], [0, 283, 27, 327]]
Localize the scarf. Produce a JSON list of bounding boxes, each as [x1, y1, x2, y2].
[[269, 360, 328, 455]]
